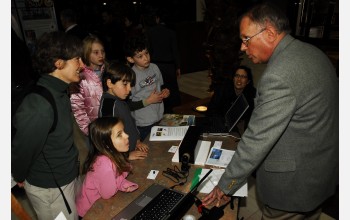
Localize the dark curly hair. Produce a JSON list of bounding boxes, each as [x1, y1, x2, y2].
[[123, 34, 149, 57], [32, 31, 83, 75]]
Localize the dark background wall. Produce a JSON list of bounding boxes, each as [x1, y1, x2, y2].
[[51, 0, 338, 74], [51, 0, 257, 74], [175, 21, 208, 74]]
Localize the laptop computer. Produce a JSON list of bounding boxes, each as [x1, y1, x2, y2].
[[196, 94, 249, 134], [112, 169, 213, 220]]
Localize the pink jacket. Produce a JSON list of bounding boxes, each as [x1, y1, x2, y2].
[[70, 66, 103, 135], [76, 155, 138, 217]]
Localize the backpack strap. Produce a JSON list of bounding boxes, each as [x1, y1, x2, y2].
[[32, 85, 72, 214], [32, 85, 58, 133]]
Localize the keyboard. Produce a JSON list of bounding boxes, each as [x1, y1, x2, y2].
[[132, 189, 185, 220]]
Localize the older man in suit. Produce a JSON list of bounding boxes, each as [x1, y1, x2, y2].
[[202, 3, 338, 219]]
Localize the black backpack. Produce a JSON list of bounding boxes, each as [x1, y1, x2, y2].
[[11, 82, 58, 138]]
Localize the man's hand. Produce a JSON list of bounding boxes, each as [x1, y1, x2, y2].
[[128, 150, 148, 160], [201, 186, 231, 207]]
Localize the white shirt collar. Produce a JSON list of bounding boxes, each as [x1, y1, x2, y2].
[[65, 24, 78, 32]]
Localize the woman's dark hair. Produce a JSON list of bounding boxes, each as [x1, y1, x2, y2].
[[235, 65, 256, 95], [236, 65, 253, 85], [32, 31, 83, 75], [102, 61, 136, 92], [82, 117, 131, 175]]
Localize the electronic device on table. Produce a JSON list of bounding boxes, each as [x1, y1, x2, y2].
[[112, 169, 213, 220], [196, 94, 249, 134]]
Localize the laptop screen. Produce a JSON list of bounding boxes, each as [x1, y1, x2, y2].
[[225, 94, 249, 132]]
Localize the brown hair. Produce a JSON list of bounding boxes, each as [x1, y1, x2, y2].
[[33, 31, 83, 75], [82, 117, 131, 175], [82, 35, 105, 66]]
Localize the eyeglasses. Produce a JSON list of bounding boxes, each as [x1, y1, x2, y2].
[[234, 74, 248, 79], [241, 28, 266, 46]]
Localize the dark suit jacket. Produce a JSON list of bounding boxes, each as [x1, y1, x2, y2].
[[146, 24, 180, 70], [218, 35, 339, 212], [66, 24, 89, 41]]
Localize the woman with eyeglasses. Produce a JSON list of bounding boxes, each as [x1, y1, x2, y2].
[[206, 65, 256, 129]]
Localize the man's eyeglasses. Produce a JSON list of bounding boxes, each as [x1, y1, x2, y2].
[[241, 28, 266, 46]]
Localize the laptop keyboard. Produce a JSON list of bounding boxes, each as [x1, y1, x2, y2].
[[132, 189, 185, 220]]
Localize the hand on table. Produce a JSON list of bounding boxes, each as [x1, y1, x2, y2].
[[128, 150, 148, 160], [136, 140, 149, 152], [201, 186, 231, 207], [125, 186, 136, 192]]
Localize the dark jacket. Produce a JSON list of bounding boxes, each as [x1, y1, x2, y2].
[[66, 24, 89, 41], [146, 24, 182, 109], [12, 75, 79, 187], [146, 24, 180, 70], [99, 93, 140, 151]]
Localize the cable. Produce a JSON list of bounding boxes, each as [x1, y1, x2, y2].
[[162, 165, 189, 187], [170, 182, 185, 189]]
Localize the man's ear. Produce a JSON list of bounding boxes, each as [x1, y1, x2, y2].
[[54, 59, 65, 70], [126, 56, 135, 64], [264, 23, 278, 43]]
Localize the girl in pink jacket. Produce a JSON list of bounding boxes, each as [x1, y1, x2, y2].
[[70, 35, 105, 136], [75, 117, 138, 218]]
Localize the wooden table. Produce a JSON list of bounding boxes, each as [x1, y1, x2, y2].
[[83, 134, 241, 220], [173, 97, 211, 117]]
